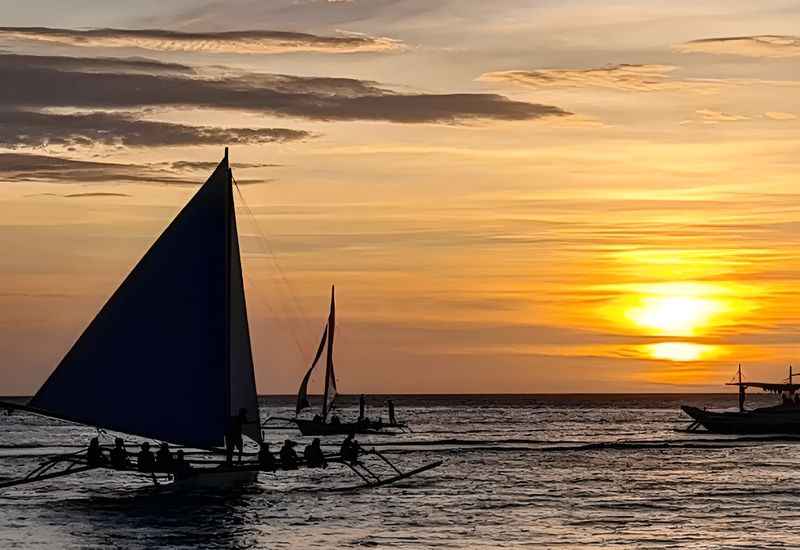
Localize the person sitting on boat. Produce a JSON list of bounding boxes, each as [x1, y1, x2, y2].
[[388, 399, 397, 425], [86, 437, 107, 467], [137, 442, 155, 472], [312, 414, 322, 424], [109, 438, 130, 469], [330, 414, 341, 426], [258, 442, 276, 472], [173, 449, 192, 479], [304, 438, 327, 468], [340, 434, 360, 465], [226, 407, 253, 464], [156, 442, 174, 472], [279, 439, 298, 470]]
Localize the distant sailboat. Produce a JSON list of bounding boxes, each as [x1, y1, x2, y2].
[[279, 286, 407, 436]]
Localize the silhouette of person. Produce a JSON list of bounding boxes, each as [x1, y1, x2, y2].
[[174, 449, 192, 479], [304, 438, 327, 468], [86, 437, 106, 467], [156, 442, 174, 472], [280, 439, 298, 470], [339, 434, 360, 465], [137, 442, 155, 472], [226, 408, 251, 464], [359, 394, 366, 422], [312, 414, 322, 424], [388, 399, 396, 425], [258, 442, 276, 471], [330, 415, 341, 426], [109, 437, 130, 469]]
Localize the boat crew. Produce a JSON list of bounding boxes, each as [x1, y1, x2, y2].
[[86, 437, 107, 467], [304, 438, 327, 468], [388, 399, 397, 425], [156, 443, 174, 472], [109, 438, 130, 469], [137, 442, 155, 472], [258, 442, 276, 471], [358, 394, 366, 422], [340, 434, 360, 465], [280, 439, 298, 469]]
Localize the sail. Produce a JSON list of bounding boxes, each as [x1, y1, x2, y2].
[[29, 152, 256, 449], [228, 199, 262, 443], [322, 286, 337, 419], [296, 324, 328, 415]]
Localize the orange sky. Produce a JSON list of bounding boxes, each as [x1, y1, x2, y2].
[[1, 1, 800, 394]]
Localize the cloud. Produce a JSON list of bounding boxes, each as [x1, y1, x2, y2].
[[169, 160, 282, 171], [0, 53, 568, 124], [63, 192, 132, 198], [0, 27, 403, 54], [0, 110, 310, 149], [479, 64, 720, 94], [0, 153, 198, 185], [765, 111, 797, 121], [675, 35, 800, 58], [695, 109, 750, 123]]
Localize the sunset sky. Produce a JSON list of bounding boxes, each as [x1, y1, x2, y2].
[[2, 1, 800, 394]]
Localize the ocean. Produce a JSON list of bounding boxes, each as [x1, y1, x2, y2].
[[0, 393, 797, 549]]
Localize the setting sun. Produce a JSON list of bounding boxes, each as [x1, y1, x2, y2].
[[626, 295, 723, 336]]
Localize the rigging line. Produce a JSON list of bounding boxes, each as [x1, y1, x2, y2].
[[232, 176, 316, 345], [232, 177, 316, 370]]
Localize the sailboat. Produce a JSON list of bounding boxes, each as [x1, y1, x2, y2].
[[0, 149, 439, 490], [267, 286, 407, 436]]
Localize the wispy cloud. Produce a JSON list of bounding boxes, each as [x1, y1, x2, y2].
[[0, 53, 569, 125], [765, 111, 797, 120], [0, 27, 403, 54], [695, 109, 750, 123], [479, 64, 720, 94], [0, 110, 311, 149], [675, 35, 800, 58]]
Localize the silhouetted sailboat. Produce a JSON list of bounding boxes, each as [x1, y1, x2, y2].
[[0, 149, 438, 491]]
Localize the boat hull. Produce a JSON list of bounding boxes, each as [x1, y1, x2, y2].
[[165, 468, 258, 490], [682, 405, 800, 434]]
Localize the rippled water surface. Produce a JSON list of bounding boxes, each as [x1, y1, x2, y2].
[[1, 393, 799, 549]]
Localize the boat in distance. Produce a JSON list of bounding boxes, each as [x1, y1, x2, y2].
[[682, 365, 800, 434]]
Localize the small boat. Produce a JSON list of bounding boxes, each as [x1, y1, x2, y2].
[[0, 149, 437, 491], [268, 287, 407, 436], [682, 365, 800, 434]]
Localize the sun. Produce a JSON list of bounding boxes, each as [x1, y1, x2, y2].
[[646, 342, 719, 362], [625, 295, 723, 336]]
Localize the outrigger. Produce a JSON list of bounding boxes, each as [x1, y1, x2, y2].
[[682, 364, 800, 434], [0, 150, 440, 491], [266, 287, 409, 437]]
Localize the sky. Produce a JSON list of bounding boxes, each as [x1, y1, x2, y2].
[[1, 1, 800, 395]]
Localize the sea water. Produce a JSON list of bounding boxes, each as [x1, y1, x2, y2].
[[0, 394, 797, 549]]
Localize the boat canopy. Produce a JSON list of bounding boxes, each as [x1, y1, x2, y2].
[[726, 382, 800, 393], [28, 150, 261, 449]]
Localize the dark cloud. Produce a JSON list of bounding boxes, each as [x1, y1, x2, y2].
[[0, 153, 197, 185], [0, 27, 403, 54], [0, 53, 568, 124], [0, 110, 311, 148], [0, 52, 193, 74], [169, 160, 282, 171]]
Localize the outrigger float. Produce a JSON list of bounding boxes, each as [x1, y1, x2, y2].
[[682, 365, 800, 434], [266, 287, 409, 437], [0, 150, 440, 491]]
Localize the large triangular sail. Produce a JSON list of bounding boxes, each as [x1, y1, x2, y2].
[[28, 151, 260, 449]]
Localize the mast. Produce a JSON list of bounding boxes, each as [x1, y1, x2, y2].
[[321, 285, 336, 420], [224, 146, 232, 429], [738, 364, 745, 413]]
